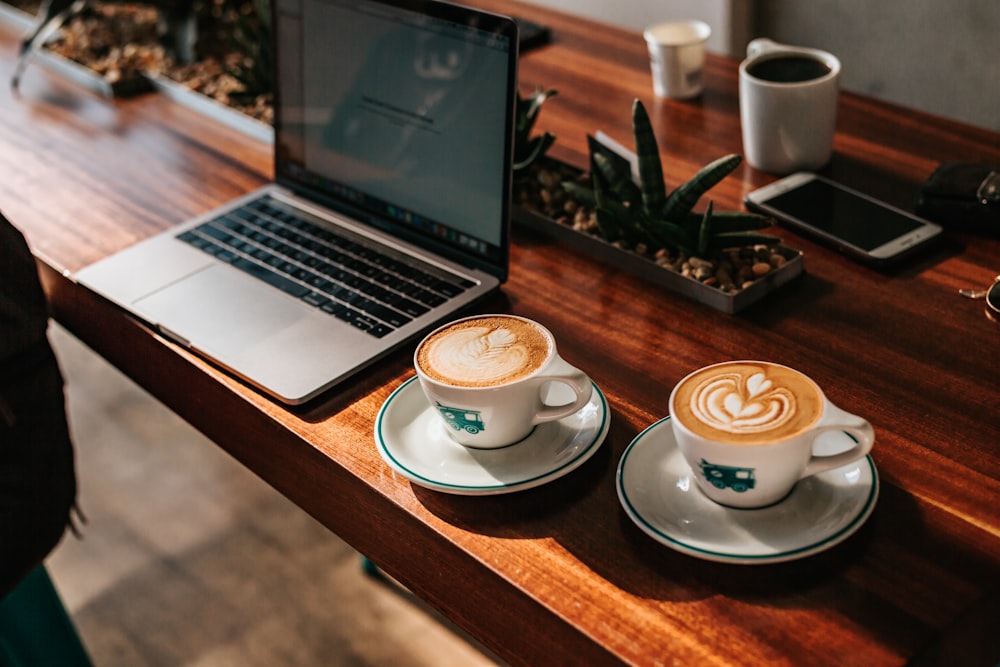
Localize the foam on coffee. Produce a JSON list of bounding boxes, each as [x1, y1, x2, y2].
[[416, 316, 551, 388], [672, 361, 823, 444]]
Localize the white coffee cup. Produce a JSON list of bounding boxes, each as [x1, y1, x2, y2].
[[668, 360, 874, 508], [414, 314, 593, 449], [739, 38, 841, 174], [643, 20, 711, 99]]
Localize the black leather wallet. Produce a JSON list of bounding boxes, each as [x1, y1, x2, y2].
[[916, 162, 1000, 234]]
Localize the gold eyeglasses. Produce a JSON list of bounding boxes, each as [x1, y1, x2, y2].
[[959, 275, 1000, 322]]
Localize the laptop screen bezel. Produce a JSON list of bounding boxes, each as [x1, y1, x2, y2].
[[270, 0, 518, 283]]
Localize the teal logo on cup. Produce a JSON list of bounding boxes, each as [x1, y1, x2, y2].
[[435, 402, 485, 435], [699, 459, 756, 493]]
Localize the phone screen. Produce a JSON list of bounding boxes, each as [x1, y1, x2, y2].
[[759, 178, 925, 251]]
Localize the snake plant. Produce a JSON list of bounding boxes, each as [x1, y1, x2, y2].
[[563, 99, 778, 257], [514, 88, 558, 173]]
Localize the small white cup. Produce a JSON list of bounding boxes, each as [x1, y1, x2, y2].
[[643, 20, 711, 99], [414, 315, 593, 449], [739, 38, 841, 174], [669, 361, 874, 508]]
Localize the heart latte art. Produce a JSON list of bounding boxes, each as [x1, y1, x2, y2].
[[693, 371, 793, 433], [672, 362, 823, 444], [416, 316, 551, 387]]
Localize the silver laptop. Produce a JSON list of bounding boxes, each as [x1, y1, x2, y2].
[[76, 0, 518, 405]]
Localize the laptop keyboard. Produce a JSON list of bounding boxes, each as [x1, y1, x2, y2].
[[177, 197, 473, 338]]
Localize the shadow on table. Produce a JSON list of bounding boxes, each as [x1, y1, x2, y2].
[[413, 436, 998, 623]]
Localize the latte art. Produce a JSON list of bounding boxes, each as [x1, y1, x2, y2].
[[416, 316, 551, 387], [427, 326, 529, 384], [672, 361, 823, 445], [691, 371, 795, 435]]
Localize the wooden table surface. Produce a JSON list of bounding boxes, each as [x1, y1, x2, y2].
[[3, 1, 999, 664]]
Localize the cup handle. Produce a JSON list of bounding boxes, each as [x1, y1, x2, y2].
[[800, 404, 875, 479], [532, 357, 593, 424], [746, 38, 783, 59]]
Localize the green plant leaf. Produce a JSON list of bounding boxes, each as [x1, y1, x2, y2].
[[663, 154, 742, 223], [632, 100, 667, 217], [592, 165, 644, 244], [514, 133, 556, 171], [592, 171, 619, 219], [594, 205, 632, 242], [593, 153, 640, 207], [561, 181, 596, 209], [641, 215, 693, 252], [525, 89, 557, 126], [596, 194, 633, 224], [697, 202, 714, 256], [513, 88, 558, 171], [517, 89, 557, 135]]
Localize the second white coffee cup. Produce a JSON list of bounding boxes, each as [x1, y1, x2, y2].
[[414, 314, 593, 448]]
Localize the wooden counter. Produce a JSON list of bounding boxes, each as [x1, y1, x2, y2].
[[2, 1, 998, 663]]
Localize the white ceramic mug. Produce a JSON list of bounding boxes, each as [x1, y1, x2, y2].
[[739, 38, 841, 174], [644, 20, 711, 99], [414, 314, 593, 448], [668, 360, 874, 508]]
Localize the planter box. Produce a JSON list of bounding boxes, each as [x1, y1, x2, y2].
[[35, 50, 154, 98], [512, 161, 803, 314], [1, 2, 153, 97], [1, 1, 272, 142], [148, 74, 273, 144], [0, 1, 32, 31]]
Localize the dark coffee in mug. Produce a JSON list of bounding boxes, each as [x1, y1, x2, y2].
[[747, 55, 832, 83]]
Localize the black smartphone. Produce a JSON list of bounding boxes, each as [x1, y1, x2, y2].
[[745, 172, 943, 265]]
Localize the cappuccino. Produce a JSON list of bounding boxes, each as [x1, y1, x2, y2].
[[671, 361, 822, 445], [413, 314, 592, 448], [416, 315, 551, 388]]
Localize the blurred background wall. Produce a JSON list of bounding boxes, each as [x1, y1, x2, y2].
[[522, 0, 1000, 132]]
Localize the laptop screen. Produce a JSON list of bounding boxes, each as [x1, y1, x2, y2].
[[272, 0, 517, 280]]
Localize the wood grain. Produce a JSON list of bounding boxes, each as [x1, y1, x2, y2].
[[2, 2, 999, 664]]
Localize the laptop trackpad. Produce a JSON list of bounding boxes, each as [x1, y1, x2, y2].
[[133, 264, 372, 403], [135, 264, 312, 354]]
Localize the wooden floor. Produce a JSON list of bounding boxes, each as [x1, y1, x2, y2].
[[45, 324, 502, 667]]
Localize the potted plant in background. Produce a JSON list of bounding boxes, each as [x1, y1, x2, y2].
[[3, 0, 273, 132]]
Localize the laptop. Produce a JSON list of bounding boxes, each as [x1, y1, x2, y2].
[[76, 0, 519, 405]]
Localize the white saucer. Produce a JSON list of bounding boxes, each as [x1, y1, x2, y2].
[[375, 377, 610, 495], [616, 417, 879, 564]]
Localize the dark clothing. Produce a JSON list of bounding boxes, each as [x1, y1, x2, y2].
[[0, 212, 79, 600]]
